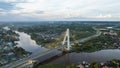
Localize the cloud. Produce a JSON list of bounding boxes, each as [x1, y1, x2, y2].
[[0, 0, 25, 3], [96, 14, 112, 18], [0, 12, 6, 15], [0, 2, 14, 10], [0, 0, 120, 21]]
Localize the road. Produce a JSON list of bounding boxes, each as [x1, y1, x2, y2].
[[1, 27, 101, 68], [74, 27, 101, 43]]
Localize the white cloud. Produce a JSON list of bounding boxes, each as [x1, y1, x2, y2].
[[96, 14, 112, 18], [0, 12, 6, 15], [0, 0, 120, 21], [0, 8, 4, 11], [0, 0, 24, 3]]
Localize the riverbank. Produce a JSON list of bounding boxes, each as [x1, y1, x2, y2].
[[8, 22, 120, 67], [71, 28, 120, 52], [17, 24, 96, 48], [15, 31, 47, 53], [49, 49, 120, 64], [0, 27, 31, 67], [36, 59, 120, 68]]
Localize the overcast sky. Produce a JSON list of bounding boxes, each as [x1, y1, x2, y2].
[[0, 0, 120, 21]]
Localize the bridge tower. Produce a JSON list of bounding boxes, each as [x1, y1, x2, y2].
[[62, 28, 70, 51]]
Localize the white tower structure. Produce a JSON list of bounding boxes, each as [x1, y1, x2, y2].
[[62, 28, 70, 51]]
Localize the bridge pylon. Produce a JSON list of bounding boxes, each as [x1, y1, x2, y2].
[[62, 28, 70, 51]]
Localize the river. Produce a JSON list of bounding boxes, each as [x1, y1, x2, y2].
[[51, 49, 120, 64], [15, 31, 120, 64], [15, 31, 47, 54]]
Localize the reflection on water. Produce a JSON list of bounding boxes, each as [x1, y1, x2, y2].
[[3, 26, 10, 30], [15, 31, 47, 53], [51, 49, 120, 64], [14, 31, 120, 64]]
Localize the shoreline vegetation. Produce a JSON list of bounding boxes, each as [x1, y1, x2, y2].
[[71, 26, 120, 52], [0, 26, 31, 66], [16, 23, 120, 52], [17, 24, 96, 49], [71, 34, 120, 53], [1, 22, 120, 67], [36, 59, 120, 68]]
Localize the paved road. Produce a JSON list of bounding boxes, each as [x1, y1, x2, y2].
[[1, 27, 101, 68], [76, 29, 101, 43]]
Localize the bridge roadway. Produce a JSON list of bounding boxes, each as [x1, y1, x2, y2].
[[1, 28, 101, 68]]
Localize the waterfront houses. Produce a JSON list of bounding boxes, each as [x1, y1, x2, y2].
[[0, 27, 30, 67]]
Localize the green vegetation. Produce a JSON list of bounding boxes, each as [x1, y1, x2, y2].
[[71, 33, 120, 52], [89, 59, 120, 68], [36, 59, 120, 68], [13, 47, 31, 58], [17, 23, 95, 48], [107, 59, 120, 67], [115, 30, 120, 36], [36, 64, 76, 68], [0, 26, 31, 66], [89, 62, 101, 68]]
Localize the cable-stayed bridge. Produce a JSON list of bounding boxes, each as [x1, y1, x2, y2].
[[1, 28, 101, 68]]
